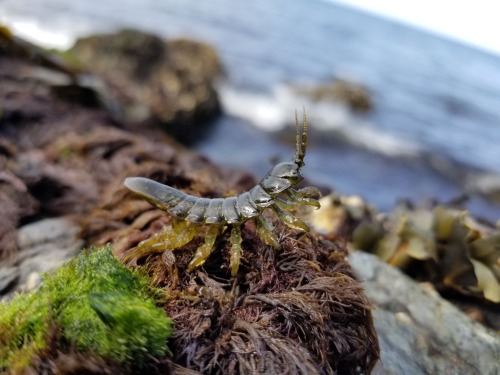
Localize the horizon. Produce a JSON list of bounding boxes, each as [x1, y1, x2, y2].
[[1, 0, 499, 57], [330, 0, 500, 56]]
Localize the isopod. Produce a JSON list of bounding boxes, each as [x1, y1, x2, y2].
[[124, 111, 320, 276]]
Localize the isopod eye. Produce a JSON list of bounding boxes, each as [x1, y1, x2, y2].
[[282, 169, 300, 179], [269, 162, 302, 181]]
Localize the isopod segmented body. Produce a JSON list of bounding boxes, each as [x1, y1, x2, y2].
[[124, 111, 320, 276]]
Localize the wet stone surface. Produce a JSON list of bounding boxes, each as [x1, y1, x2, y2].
[[350, 251, 500, 375], [1, 217, 83, 300]]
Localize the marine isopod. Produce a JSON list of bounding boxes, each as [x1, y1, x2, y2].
[[124, 111, 320, 276]]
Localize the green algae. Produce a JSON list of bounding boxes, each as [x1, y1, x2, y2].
[[0, 245, 173, 372]]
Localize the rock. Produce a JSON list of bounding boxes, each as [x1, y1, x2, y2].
[[308, 193, 500, 308], [16, 216, 80, 249], [0, 267, 18, 294], [22, 271, 42, 292], [0, 170, 39, 263], [70, 29, 223, 143], [469, 172, 500, 203], [16, 218, 83, 286], [1, 218, 83, 299], [349, 251, 500, 375], [293, 78, 372, 113]]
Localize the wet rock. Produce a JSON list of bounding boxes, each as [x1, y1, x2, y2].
[[15, 216, 83, 293], [1, 218, 83, 299], [469, 171, 500, 203], [349, 251, 500, 375], [70, 29, 223, 143], [0, 33, 149, 261], [293, 78, 372, 113], [0, 267, 18, 294], [0, 25, 79, 81], [17, 216, 80, 249], [15, 150, 100, 216], [309, 193, 500, 309], [0, 170, 39, 263]]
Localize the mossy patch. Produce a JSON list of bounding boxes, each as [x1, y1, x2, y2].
[[0, 245, 173, 373]]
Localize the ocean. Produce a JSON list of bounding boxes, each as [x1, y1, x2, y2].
[[2, 0, 500, 219]]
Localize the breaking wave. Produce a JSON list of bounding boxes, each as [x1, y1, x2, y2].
[[217, 82, 422, 158]]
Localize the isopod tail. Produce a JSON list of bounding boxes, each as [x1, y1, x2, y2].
[[124, 177, 187, 211]]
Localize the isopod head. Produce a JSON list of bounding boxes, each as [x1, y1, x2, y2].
[[258, 110, 308, 195], [259, 162, 303, 195]]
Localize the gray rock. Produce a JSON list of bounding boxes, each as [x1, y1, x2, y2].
[[17, 217, 80, 249], [24, 271, 42, 289], [1, 217, 83, 300], [0, 267, 19, 294], [17, 241, 82, 285], [349, 251, 500, 375]]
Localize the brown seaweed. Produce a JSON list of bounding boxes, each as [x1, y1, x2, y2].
[[145, 227, 380, 374], [310, 194, 500, 306]]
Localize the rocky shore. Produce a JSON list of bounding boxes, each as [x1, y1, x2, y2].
[[1, 27, 499, 374]]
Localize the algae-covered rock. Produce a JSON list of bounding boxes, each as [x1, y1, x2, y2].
[[136, 227, 380, 374], [0, 246, 173, 374], [309, 193, 500, 308], [70, 29, 222, 143], [292, 78, 373, 113]]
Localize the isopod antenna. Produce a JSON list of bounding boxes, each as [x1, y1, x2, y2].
[[294, 109, 308, 167]]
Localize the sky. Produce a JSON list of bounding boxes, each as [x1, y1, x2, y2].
[[331, 0, 500, 55], [2, 0, 499, 55]]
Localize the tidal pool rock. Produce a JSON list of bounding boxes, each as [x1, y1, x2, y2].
[[0, 267, 19, 294], [349, 251, 500, 375], [70, 29, 222, 143], [1, 218, 83, 299], [16, 218, 83, 284], [292, 78, 372, 113]]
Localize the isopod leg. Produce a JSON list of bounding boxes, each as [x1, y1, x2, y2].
[[122, 218, 198, 265], [290, 186, 321, 198], [230, 225, 243, 277], [272, 202, 310, 232], [170, 219, 199, 247], [274, 197, 296, 210], [255, 215, 281, 249], [285, 188, 321, 209], [187, 225, 221, 272]]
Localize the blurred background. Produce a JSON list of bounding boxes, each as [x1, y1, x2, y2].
[[2, 0, 500, 220]]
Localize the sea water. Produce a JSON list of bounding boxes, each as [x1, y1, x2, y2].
[[2, 0, 500, 219]]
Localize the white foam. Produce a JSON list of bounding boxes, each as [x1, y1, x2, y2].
[[217, 83, 287, 131], [219, 82, 422, 158], [3, 19, 75, 49], [341, 123, 421, 157], [467, 172, 500, 195]]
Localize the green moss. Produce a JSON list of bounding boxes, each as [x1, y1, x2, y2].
[[0, 245, 173, 372]]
